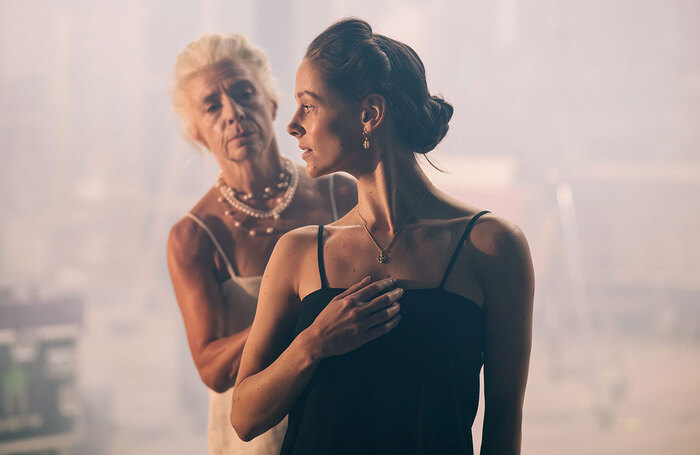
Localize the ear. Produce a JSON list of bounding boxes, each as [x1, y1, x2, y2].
[[360, 93, 386, 134], [270, 98, 278, 121]]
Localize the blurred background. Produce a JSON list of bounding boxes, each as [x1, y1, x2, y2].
[[1, 0, 699, 453]]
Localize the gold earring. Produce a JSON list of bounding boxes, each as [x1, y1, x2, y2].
[[362, 130, 370, 150]]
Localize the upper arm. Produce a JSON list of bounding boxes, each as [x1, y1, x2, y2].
[[235, 227, 315, 385], [166, 219, 228, 368], [473, 216, 534, 439]]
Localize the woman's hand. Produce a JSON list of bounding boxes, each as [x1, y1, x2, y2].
[[231, 231, 403, 441], [304, 277, 403, 359]]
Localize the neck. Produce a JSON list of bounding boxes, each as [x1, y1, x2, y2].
[[215, 139, 283, 194], [355, 142, 433, 236]]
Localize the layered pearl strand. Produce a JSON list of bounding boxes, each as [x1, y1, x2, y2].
[[216, 157, 299, 236]]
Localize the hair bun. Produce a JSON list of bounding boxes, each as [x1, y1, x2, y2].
[[412, 96, 454, 154], [306, 18, 453, 156]]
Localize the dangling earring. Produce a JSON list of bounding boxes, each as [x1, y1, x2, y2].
[[362, 130, 370, 150]]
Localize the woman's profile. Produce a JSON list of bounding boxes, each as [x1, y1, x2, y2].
[[231, 18, 534, 455]]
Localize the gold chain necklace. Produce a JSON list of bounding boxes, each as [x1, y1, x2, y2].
[[357, 188, 431, 264]]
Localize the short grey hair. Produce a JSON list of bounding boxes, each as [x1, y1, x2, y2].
[[171, 33, 277, 142]]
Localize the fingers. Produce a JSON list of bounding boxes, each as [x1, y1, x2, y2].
[[360, 301, 401, 330], [364, 312, 401, 341], [356, 287, 404, 317], [350, 277, 397, 303], [333, 276, 372, 300]]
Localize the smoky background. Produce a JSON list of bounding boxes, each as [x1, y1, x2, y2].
[[1, 0, 698, 453]]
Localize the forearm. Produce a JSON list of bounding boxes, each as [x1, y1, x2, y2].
[[480, 408, 523, 455], [230, 328, 320, 441], [196, 327, 250, 393]]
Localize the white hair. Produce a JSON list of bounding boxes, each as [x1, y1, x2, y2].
[[171, 33, 277, 143]]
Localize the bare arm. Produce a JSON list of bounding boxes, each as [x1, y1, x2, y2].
[[230, 229, 402, 441], [167, 219, 248, 393], [477, 217, 535, 455]]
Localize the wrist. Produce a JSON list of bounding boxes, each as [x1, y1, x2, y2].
[[296, 327, 323, 366]]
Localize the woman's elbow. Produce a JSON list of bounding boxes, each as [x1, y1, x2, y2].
[[230, 406, 258, 442], [198, 368, 231, 394], [232, 425, 256, 442]]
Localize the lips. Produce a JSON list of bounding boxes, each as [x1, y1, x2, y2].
[[227, 131, 254, 143], [299, 146, 313, 159]]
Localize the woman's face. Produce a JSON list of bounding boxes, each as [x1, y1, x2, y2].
[[287, 59, 365, 178], [187, 60, 277, 162]]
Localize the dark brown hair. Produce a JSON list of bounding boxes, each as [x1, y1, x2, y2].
[[305, 18, 453, 154]]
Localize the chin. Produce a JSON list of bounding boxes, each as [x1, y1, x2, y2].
[[225, 146, 258, 162], [304, 159, 334, 179], [304, 162, 322, 179]]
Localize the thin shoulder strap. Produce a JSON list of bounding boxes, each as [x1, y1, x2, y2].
[[438, 211, 491, 289], [317, 225, 329, 289], [184, 213, 237, 278], [328, 174, 339, 221]]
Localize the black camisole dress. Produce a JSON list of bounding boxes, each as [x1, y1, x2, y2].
[[280, 211, 489, 455]]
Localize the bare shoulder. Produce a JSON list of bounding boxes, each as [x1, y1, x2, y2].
[[469, 214, 535, 307], [331, 172, 357, 194], [167, 189, 220, 265], [265, 225, 320, 272], [329, 173, 358, 214], [270, 224, 319, 260], [470, 213, 530, 261], [167, 215, 212, 270], [264, 224, 321, 295]]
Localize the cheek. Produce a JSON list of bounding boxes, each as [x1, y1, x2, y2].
[[199, 115, 218, 131], [315, 117, 350, 148]]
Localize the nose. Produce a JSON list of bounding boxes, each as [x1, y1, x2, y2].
[[223, 97, 244, 125], [287, 113, 304, 138]]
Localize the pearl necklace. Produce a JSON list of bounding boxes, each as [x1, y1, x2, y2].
[[233, 173, 291, 201], [229, 216, 280, 236], [216, 157, 299, 221]]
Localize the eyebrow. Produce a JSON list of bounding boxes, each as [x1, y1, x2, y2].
[[200, 79, 255, 104], [201, 92, 220, 105], [296, 90, 321, 100]]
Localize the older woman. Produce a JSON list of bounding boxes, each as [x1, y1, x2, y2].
[[231, 19, 534, 455], [166, 34, 356, 454]]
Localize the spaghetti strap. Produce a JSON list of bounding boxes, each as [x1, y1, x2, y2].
[[438, 211, 491, 289], [317, 225, 329, 289], [184, 213, 238, 279], [328, 174, 339, 221]]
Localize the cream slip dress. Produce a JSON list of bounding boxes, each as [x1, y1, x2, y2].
[[184, 175, 339, 454]]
